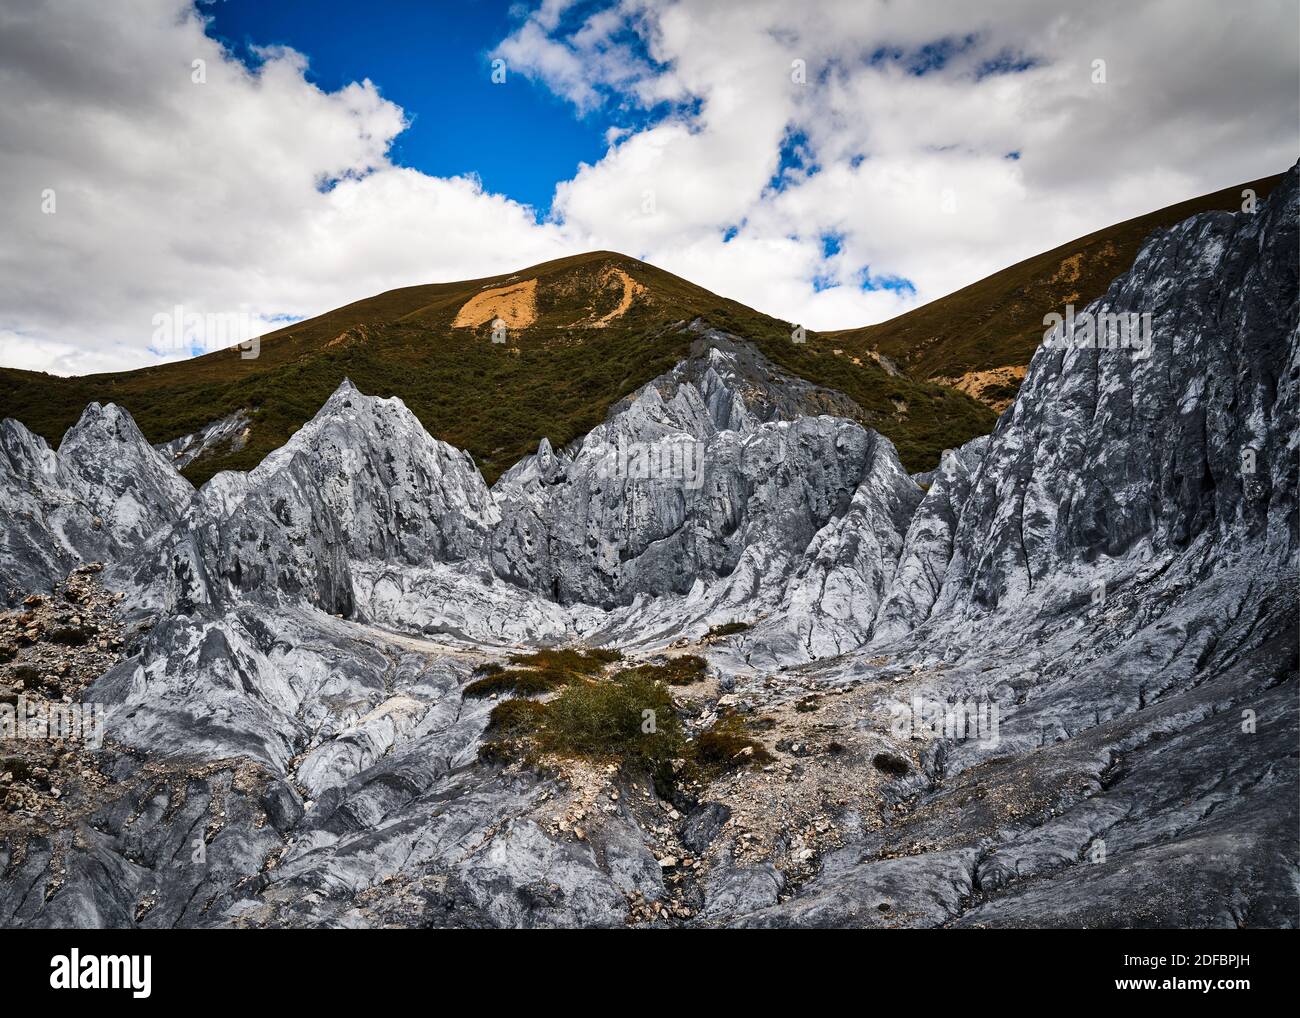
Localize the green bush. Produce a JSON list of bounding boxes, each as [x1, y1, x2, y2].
[[537, 672, 684, 772], [705, 621, 751, 639], [692, 714, 774, 775], [625, 655, 708, 686], [478, 671, 684, 778], [464, 667, 570, 699], [485, 697, 548, 736], [465, 647, 622, 698], [507, 646, 622, 675]]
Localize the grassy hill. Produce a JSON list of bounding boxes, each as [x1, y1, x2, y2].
[[2, 170, 1278, 484], [822, 171, 1285, 409], [0, 251, 992, 485]]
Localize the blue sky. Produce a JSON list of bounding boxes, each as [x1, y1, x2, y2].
[[204, 0, 606, 214], [2, 0, 1295, 374]]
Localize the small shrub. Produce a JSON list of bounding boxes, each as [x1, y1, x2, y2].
[[476, 672, 685, 780], [508, 646, 622, 675], [537, 672, 684, 773], [692, 714, 773, 774], [486, 697, 547, 736], [705, 621, 750, 639], [627, 654, 707, 686], [464, 646, 622, 699], [478, 698, 549, 765], [464, 667, 569, 699], [980, 382, 1021, 403], [477, 739, 517, 765]]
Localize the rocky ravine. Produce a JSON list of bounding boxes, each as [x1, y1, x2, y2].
[[0, 168, 1295, 929]]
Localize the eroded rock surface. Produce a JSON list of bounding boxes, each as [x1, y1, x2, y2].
[[0, 404, 193, 606], [0, 168, 1295, 929]]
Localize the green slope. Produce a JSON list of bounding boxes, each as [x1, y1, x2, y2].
[[0, 251, 992, 485], [6, 171, 1276, 485], [821, 171, 1285, 406]]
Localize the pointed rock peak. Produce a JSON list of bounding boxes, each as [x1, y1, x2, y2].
[[314, 379, 420, 426], [325, 377, 360, 405], [251, 377, 480, 495], [633, 381, 667, 408], [317, 377, 376, 416], [73, 401, 121, 427], [1, 415, 46, 446], [613, 324, 865, 432], [61, 400, 148, 451], [0, 416, 56, 475]]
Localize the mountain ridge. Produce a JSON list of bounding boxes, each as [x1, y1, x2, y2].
[[0, 166, 1295, 927], [825, 170, 1286, 406], [0, 249, 991, 486], [1, 168, 1283, 488]]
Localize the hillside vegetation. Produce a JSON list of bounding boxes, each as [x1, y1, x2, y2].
[[0, 170, 1279, 482], [822, 171, 1284, 407], [0, 252, 991, 485]]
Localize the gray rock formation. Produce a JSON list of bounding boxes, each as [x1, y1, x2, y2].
[[0, 167, 1295, 929], [0, 403, 193, 605], [115, 380, 499, 618], [870, 435, 988, 644], [155, 408, 251, 470], [490, 333, 884, 609]]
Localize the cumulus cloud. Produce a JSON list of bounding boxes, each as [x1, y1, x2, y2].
[[1, 0, 1296, 375], [0, 0, 570, 374], [502, 0, 1298, 329]]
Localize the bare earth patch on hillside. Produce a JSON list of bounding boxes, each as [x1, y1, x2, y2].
[[936, 365, 1027, 413], [588, 267, 646, 327], [453, 278, 538, 329], [1051, 252, 1084, 284], [326, 323, 376, 349]]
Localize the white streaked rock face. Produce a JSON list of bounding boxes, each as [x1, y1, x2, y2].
[[869, 435, 988, 645], [105, 332, 926, 658], [489, 335, 882, 610], [0, 403, 193, 603], [0, 167, 1295, 929], [154, 408, 251, 470], [113, 380, 501, 617], [892, 164, 1297, 640]]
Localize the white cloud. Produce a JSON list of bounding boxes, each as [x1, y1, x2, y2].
[[0, 0, 1295, 376], [505, 0, 1298, 330], [0, 0, 570, 375]]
